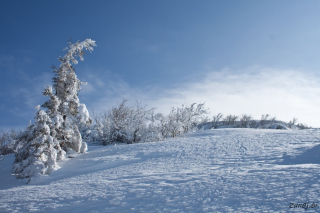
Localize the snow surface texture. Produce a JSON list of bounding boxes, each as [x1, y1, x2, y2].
[[1, 128, 320, 212]]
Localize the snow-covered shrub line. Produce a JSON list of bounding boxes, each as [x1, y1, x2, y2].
[[199, 113, 311, 130], [83, 101, 209, 144], [82, 105, 312, 146]]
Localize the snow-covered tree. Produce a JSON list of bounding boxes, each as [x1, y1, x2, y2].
[[12, 39, 95, 179], [50, 39, 95, 153], [12, 108, 61, 180], [52, 39, 95, 117]]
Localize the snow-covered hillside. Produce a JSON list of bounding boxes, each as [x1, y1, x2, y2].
[[1, 128, 320, 212]]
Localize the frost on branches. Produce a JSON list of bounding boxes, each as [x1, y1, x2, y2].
[[86, 100, 159, 145], [86, 102, 208, 144], [12, 39, 96, 180]]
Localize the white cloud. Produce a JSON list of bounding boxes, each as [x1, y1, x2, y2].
[[83, 67, 320, 127], [169, 67, 320, 126]]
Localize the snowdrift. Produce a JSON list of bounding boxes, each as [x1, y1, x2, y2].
[[1, 128, 320, 212]]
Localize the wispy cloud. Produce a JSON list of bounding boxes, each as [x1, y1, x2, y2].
[[163, 67, 320, 126], [82, 67, 320, 127]]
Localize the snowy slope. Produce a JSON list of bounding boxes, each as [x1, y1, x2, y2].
[[1, 128, 320, 212]]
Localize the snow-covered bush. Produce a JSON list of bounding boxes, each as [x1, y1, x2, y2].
[[155, 103, 208, 138], [166, 107, 183, 138], [87, 102, 208, 143], [107, 100, 152, 144], [0, 129, 21, 155], [177, 103, 208, 133], [268, 123, 288, 130], [12, 39, 95, 179], [296, 123, 311, 129], [83, 110, 109, 143], [260, 114, 276, 126], [238, 114, 252, 128], [152, 112, 171, 139], [87, 100, 159, 144], [288, 118, 298, 128], [211, 113, 223, 128], [223, 114, 238, 125]]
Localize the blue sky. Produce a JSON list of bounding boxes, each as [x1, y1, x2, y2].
[[1, 0, 320, 129]]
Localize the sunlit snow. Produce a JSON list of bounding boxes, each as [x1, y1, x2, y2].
[[1, 128, 320, 212]]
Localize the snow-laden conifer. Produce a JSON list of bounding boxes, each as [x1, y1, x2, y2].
[[12, 39, 95, 179], [12, 107, 60, 179]]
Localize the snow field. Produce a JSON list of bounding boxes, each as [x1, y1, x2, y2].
[[1, 128, 320, 212]]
